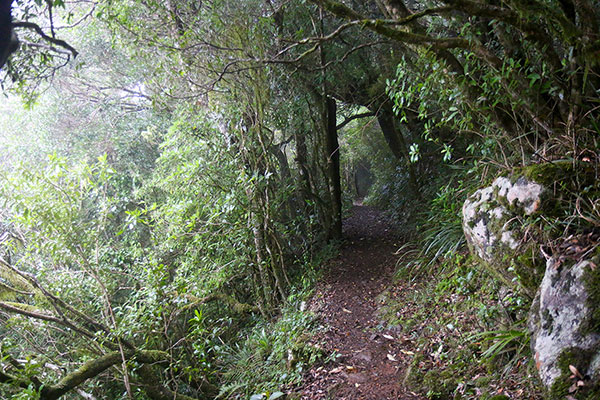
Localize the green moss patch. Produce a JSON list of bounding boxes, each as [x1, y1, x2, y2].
[[520, 161, 593, 188], [520, 161, 598, 219], [549, 348, 600, 400], [513, 245, 546, 294], [581, 254, 600, 336]]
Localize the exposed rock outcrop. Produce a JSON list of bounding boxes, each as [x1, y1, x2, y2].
[[462, 174, 546, 292], [529, 255, 600, 395], [462, 162, 600, 398]]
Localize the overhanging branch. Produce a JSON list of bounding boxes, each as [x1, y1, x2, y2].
[[13, 21, 78, 59], [336, 111, 376, 130], [307, 0, 471, 51]]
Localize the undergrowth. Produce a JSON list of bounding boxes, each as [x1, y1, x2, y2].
[[218, 297, 325, 399], [376, 175, 543, 399], [215, 245, 337, 399], [394, 175, 476, 280], [380, 253, 543, 400]]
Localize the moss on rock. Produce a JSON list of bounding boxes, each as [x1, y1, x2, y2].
[[521, 160, 590, 187], [462, 173, 546, 295], [520, 161, 598, 218], [513, 245, 545, 294], [464, 161, 599, 297], [581, 252, 600, 336], [548, 348, 600, 400]]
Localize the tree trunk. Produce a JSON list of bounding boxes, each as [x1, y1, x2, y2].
[[325, 97, 342, 240], [376, 106, 421, 199]]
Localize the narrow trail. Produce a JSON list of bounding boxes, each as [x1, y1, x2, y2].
[[299, 205, 423, 400]]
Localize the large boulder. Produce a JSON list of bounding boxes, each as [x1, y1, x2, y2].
[[462, 174, 546, 293], [529, 251, 600, 398]]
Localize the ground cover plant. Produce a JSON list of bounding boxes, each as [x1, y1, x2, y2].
[[379, 253, 544, 400]]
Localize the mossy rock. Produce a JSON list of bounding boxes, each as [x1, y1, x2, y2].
[[462, 173, 546, 294], [519, 160, 598, 219], [530, 255, 600, 394], [581, 249, 600, 335], [463, 161, 599, 295], [547, 348, 600, 400], [512, 245, 546, 294], [520, 160, 596, 190]]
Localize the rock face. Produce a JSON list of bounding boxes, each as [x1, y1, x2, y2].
[[529, 256, 600, 393], [462, 163, 600, 398], [462, 175, 545, 291]]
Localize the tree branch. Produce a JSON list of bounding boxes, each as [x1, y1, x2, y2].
[[383, 5, 456, 25], [40, 350, 169, 400], [308, 0, 469, 49], [442, 0, 563, 70], [0, 258, 110, 341], [0, 370, 31, 390], [0, 301, 62, 324], [336, 111, 375, 130], [13, 21, 78, 58]]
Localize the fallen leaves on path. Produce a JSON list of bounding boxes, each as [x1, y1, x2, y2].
[[296, 206, 422, 400]]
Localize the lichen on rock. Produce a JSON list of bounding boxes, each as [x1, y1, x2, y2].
[[493, 176, 544, 215], [529, 258, 600, 389], [462, 161, 600, 397], [462, 173, 546, 292]]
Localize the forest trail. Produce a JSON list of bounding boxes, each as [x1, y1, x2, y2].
[[299, 205, 423, 400]]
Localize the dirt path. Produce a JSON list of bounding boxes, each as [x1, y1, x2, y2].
[[299, 206, 423, 400]]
